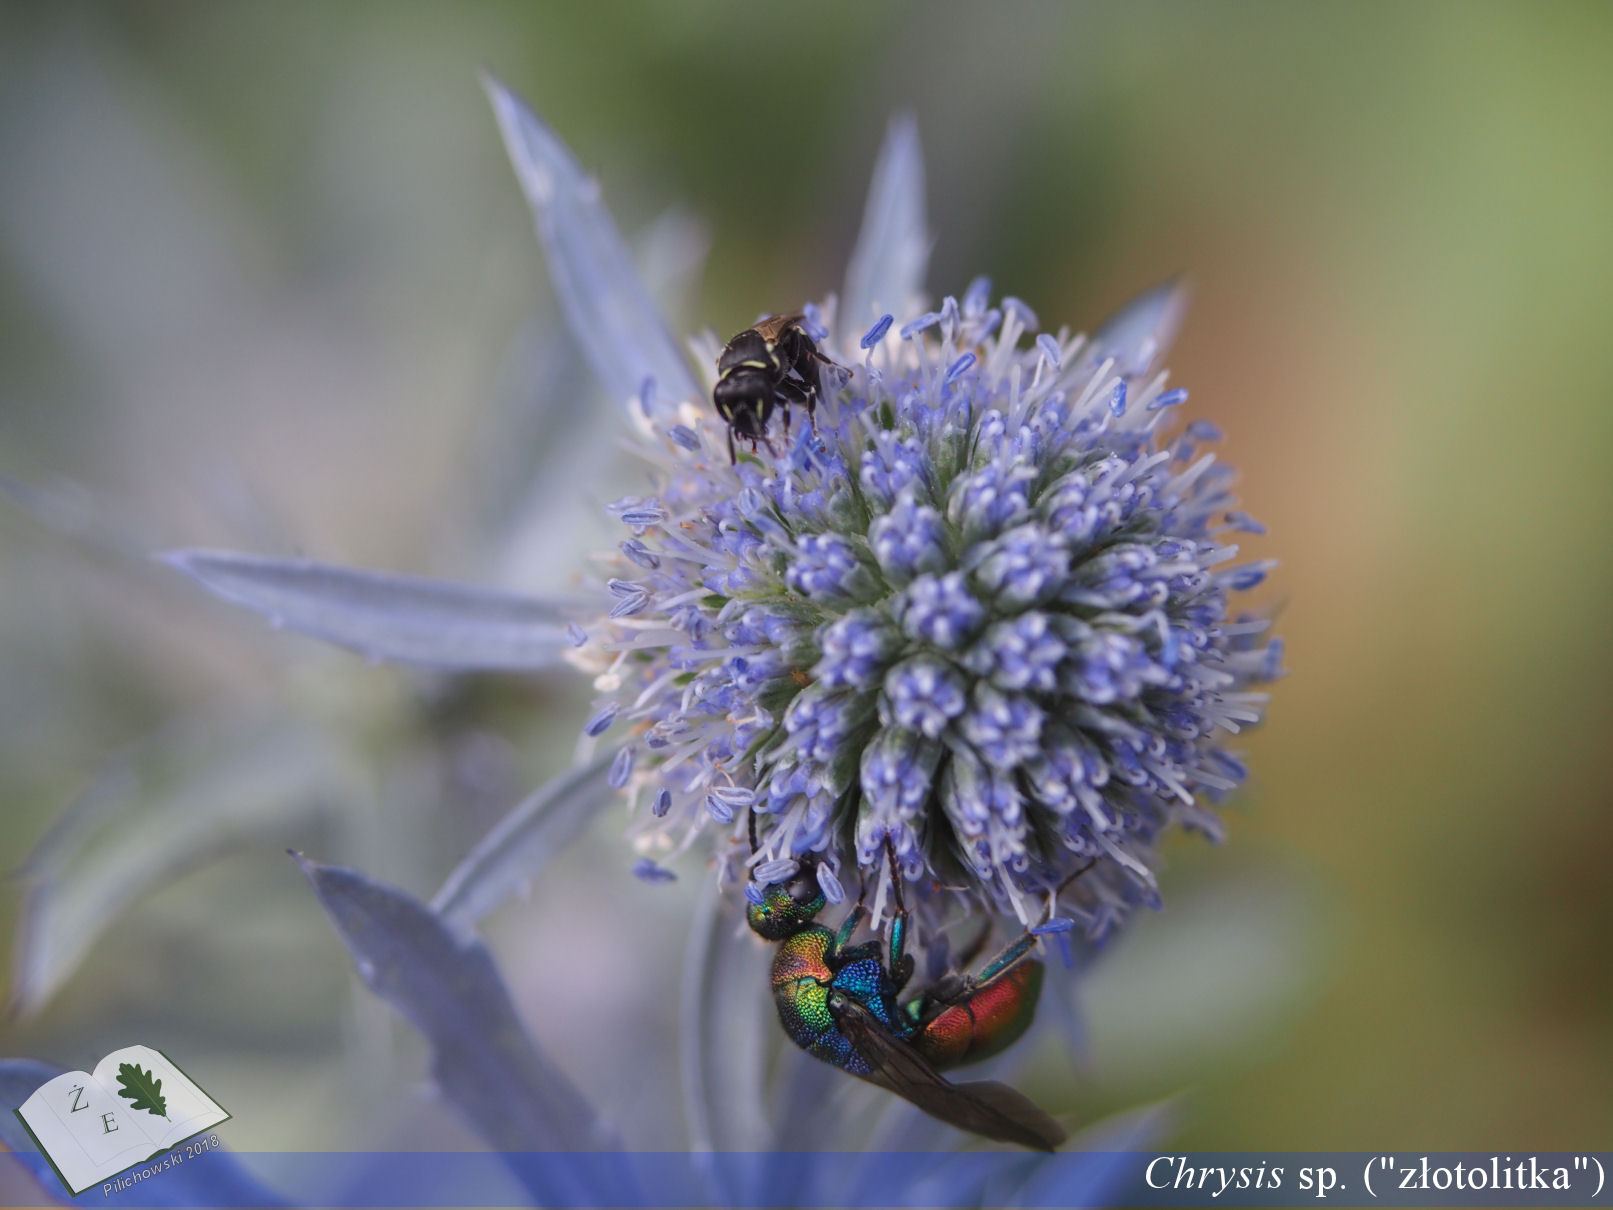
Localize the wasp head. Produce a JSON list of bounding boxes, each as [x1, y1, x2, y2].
[[745, 856, 825, 940]]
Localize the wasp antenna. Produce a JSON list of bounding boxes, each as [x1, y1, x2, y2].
[[1060, 857, 1098, 893], [1042, 858, 1098, 923], [747, 807, 759, 855], [884, 837, 908, 918]]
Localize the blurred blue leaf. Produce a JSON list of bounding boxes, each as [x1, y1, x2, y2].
[[0, 1060, 62, 1158], [637, 207, 710, 325], [0, 475, 151, 564], [1082, 870, 1317, 1081], [484, 75, 699, 418], [828, 1098, 1171, 1209], [480, 215, 709, 585], [772, 1038, 864, 1143], [1067, 1094, 1181, 1151], [758, 1049, 865, 1201], [163, 549, 577, 670], [859, 1151, 1045, 1208], [430, 751, 617, 928], [295, 855, 633, 1204], [1085, 278, 1188, 379], [680, 887, 770, 1159], [1009, 1099, 1178, 1207], [9, 710, 357, 1016], [1042, 951, 1093, 1062], [840, 115, 929, 352]]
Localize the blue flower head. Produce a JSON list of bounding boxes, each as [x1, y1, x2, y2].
[[492, 85, 1286, 939]]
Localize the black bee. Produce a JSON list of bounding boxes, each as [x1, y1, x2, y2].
[[713, 313, 837, 462]]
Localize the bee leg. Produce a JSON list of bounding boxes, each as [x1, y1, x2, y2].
[[727, 428, 737, 464], [801, 353, 829, 431], [776, 376, 814, 438]]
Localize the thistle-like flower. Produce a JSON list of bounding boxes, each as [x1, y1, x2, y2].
[[583, 275, 1279, 936]]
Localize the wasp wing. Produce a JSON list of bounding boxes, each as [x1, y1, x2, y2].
[[830, 994, 1066, 1152]]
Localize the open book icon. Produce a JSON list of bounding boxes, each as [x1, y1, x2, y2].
[[13, 1044, 230, 1196]]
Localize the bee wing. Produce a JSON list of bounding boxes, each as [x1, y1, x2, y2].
[[830, 994, 1066, 1152], [751, 312, 805, 343]]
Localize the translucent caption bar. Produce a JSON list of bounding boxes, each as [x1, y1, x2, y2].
[[0, 1150, 1606, 1208]]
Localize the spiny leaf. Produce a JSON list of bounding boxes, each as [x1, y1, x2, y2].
[[840, 114, 929, 352], [162, 549, 578, 670], [7, 709, 356, 1017], [483, 74, 698, 416], [115, 1063, 167, 1119], [294, 854, 635, 1206], [430, 751, 617, 927], [1084, 278, 1188, 379]]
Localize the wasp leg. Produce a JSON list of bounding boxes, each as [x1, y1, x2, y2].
[[949, 917, 995, 974], [907, 933, 1037, 1030], [924, 858, 1101, 1007], [833, 904, 867, 955], [971, 934, 1039, 987], [883, 839, 915, 994]]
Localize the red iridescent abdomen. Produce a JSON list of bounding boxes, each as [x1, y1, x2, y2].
[[915, 960, 1044, 1070]]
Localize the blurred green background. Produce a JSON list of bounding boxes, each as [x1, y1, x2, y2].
[[2, 0, 1610, 1161]]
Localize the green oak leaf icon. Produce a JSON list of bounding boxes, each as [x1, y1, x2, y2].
[[115, 1063, 168, 1120]]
